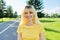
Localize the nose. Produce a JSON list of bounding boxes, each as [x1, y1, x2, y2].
[[27, 13, 30, 16]]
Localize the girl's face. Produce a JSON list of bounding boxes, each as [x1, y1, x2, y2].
[[24, 8, 34, 21]]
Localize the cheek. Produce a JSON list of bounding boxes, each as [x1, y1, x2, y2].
[[31, 14, 34, 18], [24, 14, 27, 17]]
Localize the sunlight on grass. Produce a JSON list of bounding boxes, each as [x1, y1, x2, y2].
[[45, 31, 60, 40], [0, 18, 15, 22], [39, 18, 60, 40]]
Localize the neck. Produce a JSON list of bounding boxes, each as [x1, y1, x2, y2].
[[26, 20, 34, 26]]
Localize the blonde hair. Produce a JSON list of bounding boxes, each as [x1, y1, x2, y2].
[[19, 5, 41, 25]]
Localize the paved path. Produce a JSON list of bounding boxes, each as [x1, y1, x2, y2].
[[0, 18, 20, 40]]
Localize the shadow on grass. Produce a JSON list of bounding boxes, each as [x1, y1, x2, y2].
[[46, 38, 51, 40], [45, 28, 60, 33], [39, 20, 55, 23], [0, 21, 7, 23]]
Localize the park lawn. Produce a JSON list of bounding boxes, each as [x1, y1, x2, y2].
[[0, 18, 15, 23], [39, 18, 60, 40]]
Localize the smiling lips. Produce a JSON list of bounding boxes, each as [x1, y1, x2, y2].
[[26, 16, 32, 19]]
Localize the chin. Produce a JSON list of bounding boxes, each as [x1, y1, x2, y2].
[[27, 18, 32, 20]]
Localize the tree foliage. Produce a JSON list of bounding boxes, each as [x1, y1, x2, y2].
[[0, 0, 5, 18], [27, 0, 44, 18], [27, 0, 44, 11], [13, 11, 18, 18]]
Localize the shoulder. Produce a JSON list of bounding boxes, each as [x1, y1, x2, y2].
[[18, 24, 25, 27], [36, 23, 44, 30], [36, 24, 45, 33], [36, 23, 43, 27], [18, 24, 24, 28]]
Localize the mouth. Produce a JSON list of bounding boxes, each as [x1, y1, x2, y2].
[[26, 16, 32, 19]]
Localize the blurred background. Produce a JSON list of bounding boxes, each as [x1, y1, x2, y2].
[[0, 0, 60, 40]]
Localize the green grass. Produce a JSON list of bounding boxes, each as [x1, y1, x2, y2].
[[0, 18, 15, 23], [39, 18, 60, 40]]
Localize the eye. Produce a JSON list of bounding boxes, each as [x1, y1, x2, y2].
[[29, 11, 33, 14], [24, 12, 28, 14]]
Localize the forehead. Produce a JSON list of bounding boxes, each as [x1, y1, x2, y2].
[[25, 8, 33, 12]]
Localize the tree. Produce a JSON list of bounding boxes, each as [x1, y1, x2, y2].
[[27, 0, 44, 18], [13, 11, 18, 18], [0, 0, 6, 22], [37, 12, 45, 18], [51, 13, 58, 18], [7, 6, 13, 18], [58, 15, 60, 18], [27, 0, 43, 11], [45, 13, 50, 18], [0, 0, 5, 18]]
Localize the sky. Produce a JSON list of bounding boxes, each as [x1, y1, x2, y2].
[[43, 0, 60, 15], [4, 0, 60, 15], [4, 0, 27, 15]]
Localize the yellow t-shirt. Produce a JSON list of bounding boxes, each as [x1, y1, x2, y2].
[[17, 24, 44, 40]]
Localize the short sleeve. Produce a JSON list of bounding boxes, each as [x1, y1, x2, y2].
[[38, 24, 45, 33], [40, 26, 45, 33], [17, 25, 22, 34]]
